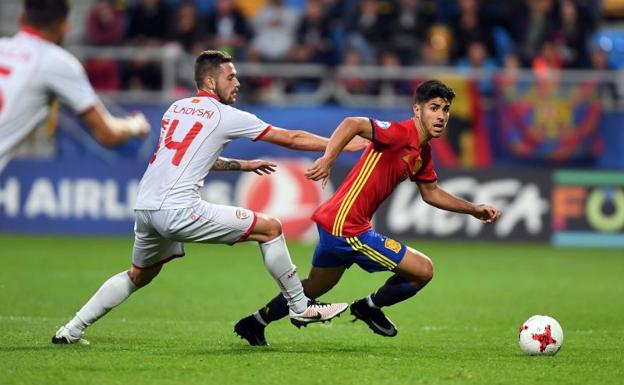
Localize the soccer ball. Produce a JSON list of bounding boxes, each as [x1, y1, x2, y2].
[[518, 315, 564, 356]]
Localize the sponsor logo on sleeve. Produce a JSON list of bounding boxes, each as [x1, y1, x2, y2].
[[375, 120, 391, 129], [236, 208, 251, 220]]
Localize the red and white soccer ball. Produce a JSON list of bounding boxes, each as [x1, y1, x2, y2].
[[518, 315, 564, 356]]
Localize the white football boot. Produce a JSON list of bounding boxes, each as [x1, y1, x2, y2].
[[51, 326, 90, 345], [290, 300, 348, 328]]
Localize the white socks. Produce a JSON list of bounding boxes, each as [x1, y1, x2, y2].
[[66, 271, 138, 332], [259, 234, 308, 313], [64, 235, 308, 333]]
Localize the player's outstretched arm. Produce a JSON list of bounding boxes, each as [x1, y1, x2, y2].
[[417, 181, 501, 224], [259, 126, 367, 152], [81, 103, 150, 147], [305, 117, 372, 188], [211, 157, 277, 175]]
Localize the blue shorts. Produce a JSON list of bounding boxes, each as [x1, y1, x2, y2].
[[312, 225, 407, 273]]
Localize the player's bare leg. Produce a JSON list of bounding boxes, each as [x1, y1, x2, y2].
[[351, 247, 433, 337], [303, 266, 348, 298], [243, 213, 348, 326], [52, 264, 162, 345]]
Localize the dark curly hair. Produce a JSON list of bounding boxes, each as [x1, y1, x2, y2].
[[413, 80, 456, 105]]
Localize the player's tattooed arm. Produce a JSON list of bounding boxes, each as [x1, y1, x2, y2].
[[212, 157, 242, 171], [212, 157, 277, 175]]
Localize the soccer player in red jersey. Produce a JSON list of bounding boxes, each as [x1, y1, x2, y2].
[[234, 80, 501, 345]]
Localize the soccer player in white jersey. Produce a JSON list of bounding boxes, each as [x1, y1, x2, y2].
[[51, 49, 365, 345], [0, 0, 150, 173]]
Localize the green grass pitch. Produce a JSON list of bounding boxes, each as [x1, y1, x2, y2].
[[0, 234, 622, 385]]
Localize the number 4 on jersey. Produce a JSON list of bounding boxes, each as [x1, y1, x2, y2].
[[150, 118, 203, 166]]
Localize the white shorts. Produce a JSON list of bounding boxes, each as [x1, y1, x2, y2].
[[132, 201, 256, 269]]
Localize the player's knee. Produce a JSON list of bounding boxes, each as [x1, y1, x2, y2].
[[129, 265, 161, 287], [402, 259, 433, 287], [264, 217, 283, 240], [421, 260, 434, 284]]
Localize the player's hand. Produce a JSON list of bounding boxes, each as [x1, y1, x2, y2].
[[244, 160, 277, 175], [344, 135, 369, 152], [305, 156, 332, 189], [128, 112, 151, 138], [472, 204, 501, 224]]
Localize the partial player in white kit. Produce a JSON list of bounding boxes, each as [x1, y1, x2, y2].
[[52, 50, 365, 345], [0, 0, 150, 173]]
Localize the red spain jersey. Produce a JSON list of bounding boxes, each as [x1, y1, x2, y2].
[[312, 118, 437, 237]]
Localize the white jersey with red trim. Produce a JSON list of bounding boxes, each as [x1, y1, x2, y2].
[[0, 29, 98, 172], [135, 92, 270, 210]]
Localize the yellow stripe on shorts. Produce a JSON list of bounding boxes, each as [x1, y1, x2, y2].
[[346, 237, 397, 270]]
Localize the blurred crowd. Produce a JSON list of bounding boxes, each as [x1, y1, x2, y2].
[[83, 0, 616, 92]]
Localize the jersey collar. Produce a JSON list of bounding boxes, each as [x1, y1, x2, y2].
[[19, 26, 52, 42], [196, 90, 221, 102]]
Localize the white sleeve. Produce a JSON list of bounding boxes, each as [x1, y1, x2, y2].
[[44, 48, 99, 114], [223, 107, 270, 140]]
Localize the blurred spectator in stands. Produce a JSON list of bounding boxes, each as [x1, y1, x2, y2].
[[288, 0, 333, 64], [339, 47, 376, 94], [85, 59, 121, 91], [123, 0, 169, 90], [378, 50, 411, 96], [555, 0, 596, 68], [532, 40, 564, 75], [206, 0, 251, 59], [87, 0, 124, 45], [388, 0, 437, 65], [456, 39, 498, 94], [248, 0, 300, 61], [589, 45, 620, 102], [590, 45, 616, 72], [417, 24, 452, 66], [509, 0, 558, 67], [85, 0, 123, 91], [503, 52, 521, 72], [125, 0, 170, 45], [236, 0, 268, 19], [344, 0, 393, 64], [463, 40, 497, 70], [448, 0, 496, 64], [122, 57, 163, 90], [167, 0, 203, 54]]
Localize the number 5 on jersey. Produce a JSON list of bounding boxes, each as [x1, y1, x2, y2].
[[150, 118, 203, 166]]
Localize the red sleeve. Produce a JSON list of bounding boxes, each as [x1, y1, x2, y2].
[[411, 144, 438, 183], [370, 118, 408, 149]]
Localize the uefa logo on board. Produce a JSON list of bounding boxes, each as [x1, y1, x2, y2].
[[235, 158, 332, 241]]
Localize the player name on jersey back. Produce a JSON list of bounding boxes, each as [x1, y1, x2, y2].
[[170, 103, 216, 119]]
